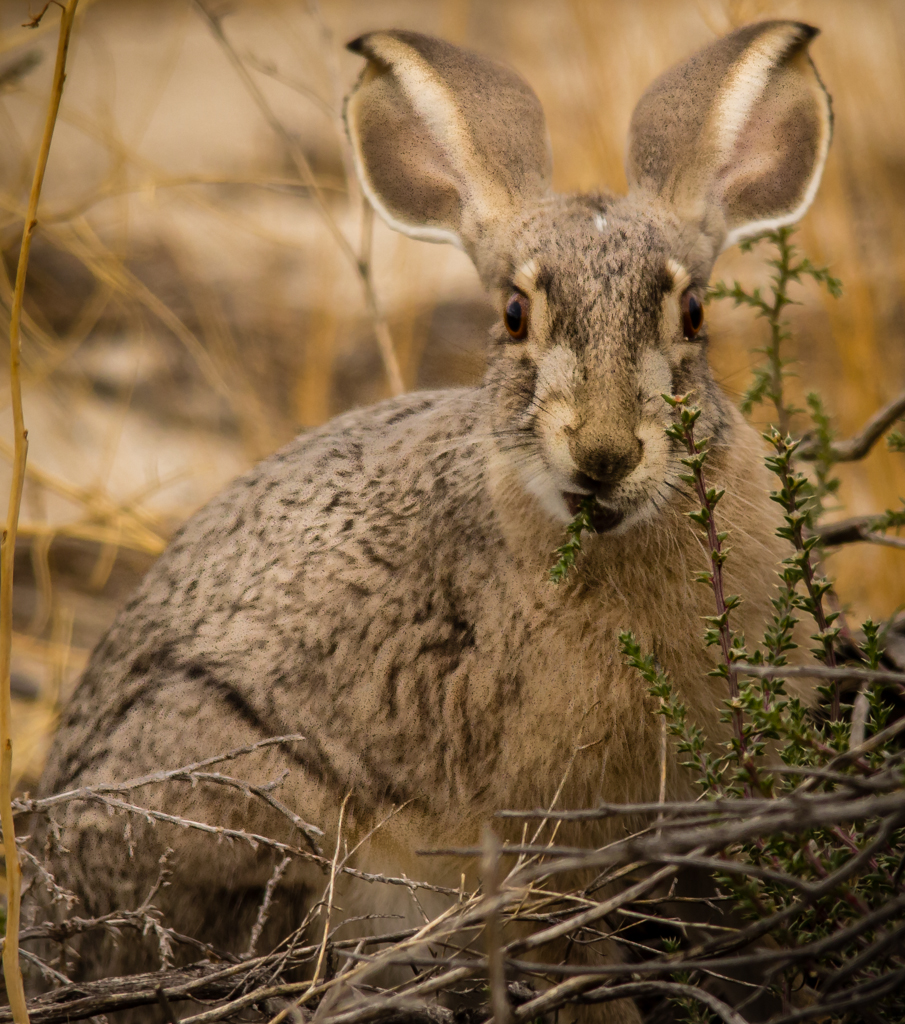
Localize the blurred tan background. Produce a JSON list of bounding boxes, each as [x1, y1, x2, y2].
[[1, 0, 903, 789]]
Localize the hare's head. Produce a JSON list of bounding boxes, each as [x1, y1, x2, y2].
[[345, 23, 831, 534]]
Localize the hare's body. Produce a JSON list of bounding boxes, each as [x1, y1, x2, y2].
[[42, 388, 786, 948], [35, 21, 833, 1022]]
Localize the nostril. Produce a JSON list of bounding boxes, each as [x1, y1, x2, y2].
[[574, 437, 644, 491]]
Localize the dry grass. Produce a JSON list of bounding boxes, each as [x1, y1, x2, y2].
[[0, 0, 903, 798]]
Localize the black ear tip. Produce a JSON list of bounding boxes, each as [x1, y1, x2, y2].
[[797, 22, 820, 42], [347, 35, 367, 55]]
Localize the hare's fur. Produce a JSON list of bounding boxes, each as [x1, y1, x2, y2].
[[35, 20, 832, 1020]]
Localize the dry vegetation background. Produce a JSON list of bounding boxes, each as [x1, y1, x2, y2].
[[0, 0, 903, 801]]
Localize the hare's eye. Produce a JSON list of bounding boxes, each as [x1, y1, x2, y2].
[[681, 289, 704, 340], [504, 292, 529, 340]]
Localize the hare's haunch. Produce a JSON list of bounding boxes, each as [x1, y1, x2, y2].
[[37, 21, 831, 1020]]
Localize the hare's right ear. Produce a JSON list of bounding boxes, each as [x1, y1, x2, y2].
[[627, 21, 832, 251], [344, 31, 551, 271]]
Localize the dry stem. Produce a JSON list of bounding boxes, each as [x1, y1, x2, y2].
[[2, 3, 80, 1019], [798, 385, 905, 462], [193, 1, 405, 397], [10, 776, 905, 1024], [482, 828, 511, 1024]]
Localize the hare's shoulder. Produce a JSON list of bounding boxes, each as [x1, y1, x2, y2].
[[161, 386, 490, 578], [45, 388, 504, 785], [112, 388, 494, 637]]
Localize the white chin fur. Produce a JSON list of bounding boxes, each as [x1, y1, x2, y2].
[[519, 460, 666, 535], [603, 502, 651, 536], [523, 469, 574, 524]]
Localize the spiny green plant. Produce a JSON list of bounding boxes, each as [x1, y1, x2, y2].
[[623, 397, 905, 1021], [802, 391, 842, 523], [765, 429, 843, 723], [709, 225, 841, 435], [612, 221, 905, 1020], [662, 393, 759, 789], [549, 496, 597, 583], [711, 228, 904, 549]]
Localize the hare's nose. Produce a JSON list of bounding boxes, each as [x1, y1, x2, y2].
[[570, 437, 643, 495]]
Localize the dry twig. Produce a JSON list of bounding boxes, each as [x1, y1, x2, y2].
[[2, 3, 80, 1019], [814, 514, 905, 549], [10, 778, 905, 1024], [193, 1, 405, 397], [734, 661, 905, 685], [798, 385, 905, 462]]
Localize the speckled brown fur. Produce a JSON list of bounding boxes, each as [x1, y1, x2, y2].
[[35, 21, 833, 1024]]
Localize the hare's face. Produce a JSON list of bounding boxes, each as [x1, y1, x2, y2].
[[346, 23, 831, 531], [486, 194, 727, 533]]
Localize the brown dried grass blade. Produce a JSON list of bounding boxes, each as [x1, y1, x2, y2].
[[2, 3, 81, 1020]]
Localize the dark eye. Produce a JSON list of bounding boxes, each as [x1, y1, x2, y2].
[[504, 292, 529, 340], [681, 289, 704, 340]]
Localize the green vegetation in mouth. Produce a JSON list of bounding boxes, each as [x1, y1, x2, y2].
[[549, 495, 598, 583]]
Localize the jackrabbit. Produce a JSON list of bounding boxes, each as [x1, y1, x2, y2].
[[35, 19, 831, 1021]]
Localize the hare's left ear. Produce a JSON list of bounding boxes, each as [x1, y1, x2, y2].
[[343, 30, 551, 275], [626, 21, 832, 251]]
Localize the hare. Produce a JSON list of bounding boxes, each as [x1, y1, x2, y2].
[[34, 19, 831, 1022]]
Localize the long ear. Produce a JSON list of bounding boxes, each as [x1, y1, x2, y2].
[[344, 30, 551, 268], [626, 21, 832, 251]]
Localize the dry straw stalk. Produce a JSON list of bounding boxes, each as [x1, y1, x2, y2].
[[2, 3, 81, 1020], [194, 0, 406, 398]]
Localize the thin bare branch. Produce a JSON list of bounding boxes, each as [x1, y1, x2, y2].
[[247, 855, 292, 958], [2, 4, 80, 1019], [735, 661, 905, 685], [482, 828, 511, 1024], [814, 514, 905, 548], [513, 979, 748, 1024], [799, 386, 905, 462], [192, 1, 404, 396], [14, 734, 323, 849]]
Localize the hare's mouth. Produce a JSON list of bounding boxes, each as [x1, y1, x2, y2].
[[562, 493, 624, 533]]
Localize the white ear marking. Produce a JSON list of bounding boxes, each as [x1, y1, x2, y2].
[[594, 213, 607, 232], [366, 36, 500, 229], [712, 27, 793, 162], [345, 31, 552, 266], [355, 171, 466, 249], [626, 22, 832, 252], [720, 112, 832, 250]]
